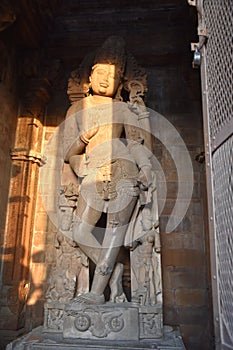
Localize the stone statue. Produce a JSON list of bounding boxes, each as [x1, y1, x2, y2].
[[45, 36, 163, 339], [62, 36, 158, 305]]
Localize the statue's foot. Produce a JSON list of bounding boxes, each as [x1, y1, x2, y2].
[[109, 263, 127, 303], [112, 292, 127, 303], [72, 292, 105, 305]]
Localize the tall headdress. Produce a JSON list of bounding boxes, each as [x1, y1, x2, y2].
[[93, 36, 126, 77]]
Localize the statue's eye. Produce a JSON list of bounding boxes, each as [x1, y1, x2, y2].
[[96, 69, 106, 76], [108, 74, 116, 80]]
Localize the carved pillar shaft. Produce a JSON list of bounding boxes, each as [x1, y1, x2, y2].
[[0, 79, 50, 331]]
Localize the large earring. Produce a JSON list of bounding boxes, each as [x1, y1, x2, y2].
[[88, 78, 92, 94], [115, 83, 123, 101]]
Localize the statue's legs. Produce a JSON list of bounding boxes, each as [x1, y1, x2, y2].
[[72, 179, 138, 304], [90, 191, 138, 298], [73, 193, 104, 264]]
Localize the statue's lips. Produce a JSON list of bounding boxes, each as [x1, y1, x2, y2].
[[99, 83, 109, 88]]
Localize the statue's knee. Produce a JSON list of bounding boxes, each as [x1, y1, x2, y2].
[[108, 218, 119, 228], [96, 261, 114, 276]]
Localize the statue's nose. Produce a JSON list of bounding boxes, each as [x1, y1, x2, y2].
[[102, 74, 108, 82]]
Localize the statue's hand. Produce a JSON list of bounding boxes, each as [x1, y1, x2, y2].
[[127, 80, 147, 115], [80, 123, 99, 144], [128, 97, 147, 116], [138, 165, 153, 190]]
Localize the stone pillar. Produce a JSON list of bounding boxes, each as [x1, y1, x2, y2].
[[0, 77, 50, 335]]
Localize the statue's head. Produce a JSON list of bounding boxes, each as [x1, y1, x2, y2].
[[90, 36, 126, 98], [90, 63, 121, 97], [67, 36, 147, 103]]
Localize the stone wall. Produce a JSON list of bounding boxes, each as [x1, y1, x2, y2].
[[147, 65, 213, 349]]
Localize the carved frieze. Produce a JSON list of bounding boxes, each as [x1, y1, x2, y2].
[[44, 233, 89, 332], [139, 305, 163, 339], [63, 304, 139, 340]]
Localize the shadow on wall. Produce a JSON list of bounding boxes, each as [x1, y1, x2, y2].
[[0, 246, 45, 349]]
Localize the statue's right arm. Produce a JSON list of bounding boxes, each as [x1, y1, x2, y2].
[[63, 100, 99, 163], [63, 101, 86, 163], [64, 137, 86, 162], [64, 123, 99, 163]]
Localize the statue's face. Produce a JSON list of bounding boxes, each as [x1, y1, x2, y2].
[[90, 64, 121, 97]]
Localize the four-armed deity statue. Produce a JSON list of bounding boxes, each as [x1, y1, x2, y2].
[[44, 36, 163, 341]]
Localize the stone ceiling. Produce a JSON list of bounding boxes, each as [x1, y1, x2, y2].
[[0, 0, 197, 68]]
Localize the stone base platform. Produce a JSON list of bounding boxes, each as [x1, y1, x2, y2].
[[44, 301, 164, 341], [6, 325, 186, 350], [63, 302, 163, 341]]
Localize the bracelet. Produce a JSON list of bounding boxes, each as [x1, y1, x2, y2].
[[138, 111, 150, 120], [80, 134, 89, 145]]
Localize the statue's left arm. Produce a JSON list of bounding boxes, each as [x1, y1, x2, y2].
[[124, 108, 153, 190]]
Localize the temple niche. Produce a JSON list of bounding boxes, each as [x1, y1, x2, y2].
[[5, 35, 186, 349]]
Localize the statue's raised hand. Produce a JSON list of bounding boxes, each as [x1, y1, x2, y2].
[[127, 80, 147, 115]]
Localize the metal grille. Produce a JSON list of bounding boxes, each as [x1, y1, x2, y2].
[[204, 0, 233, 139], [201, 0, 233, 348], [212, 136, 233, 346]]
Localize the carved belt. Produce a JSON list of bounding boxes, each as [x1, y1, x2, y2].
[[82, 159, 139, 201]]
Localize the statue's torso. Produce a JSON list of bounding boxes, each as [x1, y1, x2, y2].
[[66, 96, 140, 182]]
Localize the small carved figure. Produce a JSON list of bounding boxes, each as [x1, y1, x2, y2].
[[46, 273, 73, 303]]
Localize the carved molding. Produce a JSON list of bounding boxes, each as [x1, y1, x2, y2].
[[63, 305, 139, 340], [10, 149, 46, 166]]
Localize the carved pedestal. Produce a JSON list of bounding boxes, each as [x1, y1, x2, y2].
[[44, 302, 163, 341], [8, 289, 185, 349], [64, 303, 139, 340]]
